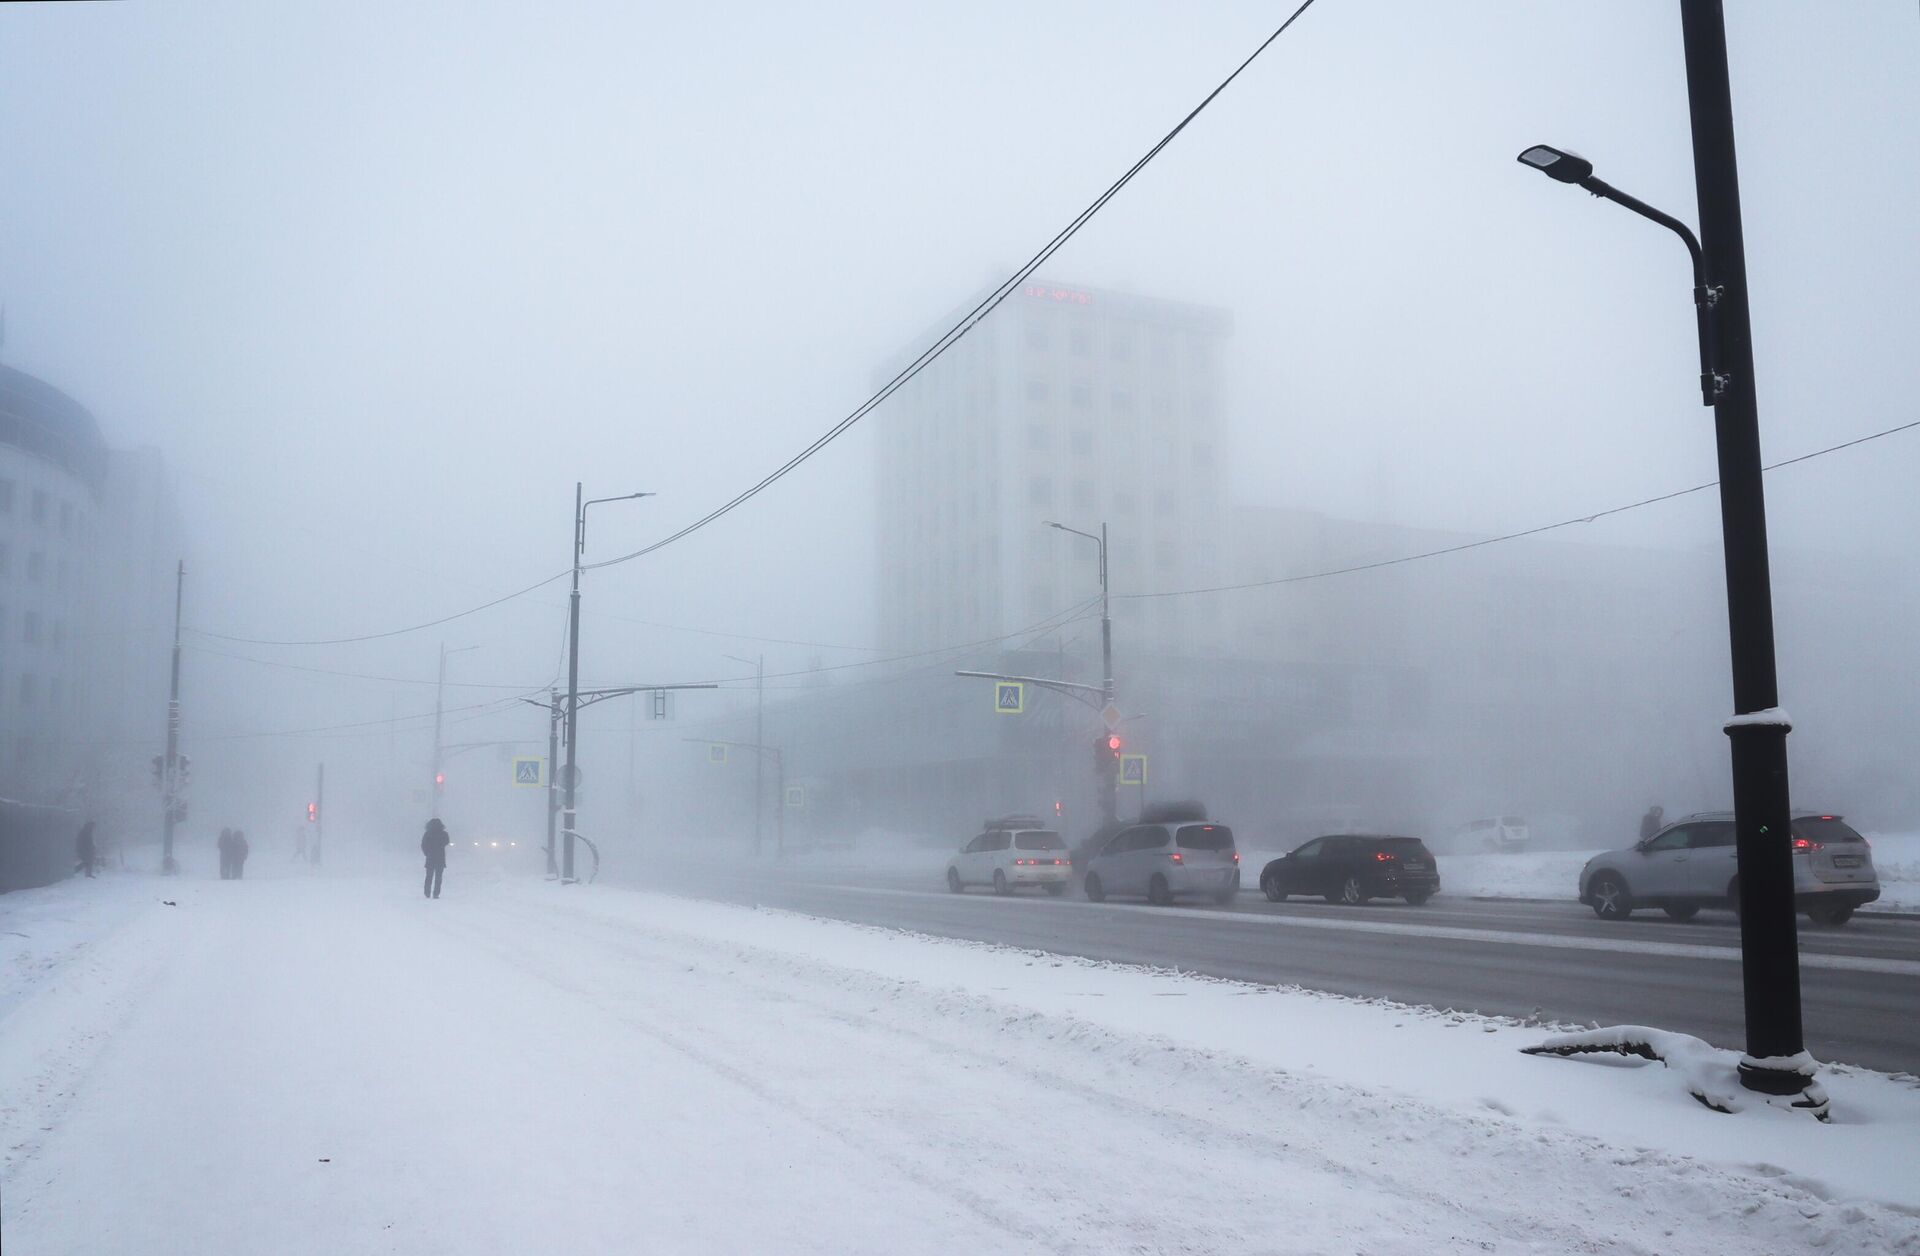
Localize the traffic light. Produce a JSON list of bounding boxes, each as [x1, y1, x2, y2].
[[1094, 732, 1123, 773], [152, 755, 164, 786], [434, 772, 445, 787], [307, 802, 318, 823]]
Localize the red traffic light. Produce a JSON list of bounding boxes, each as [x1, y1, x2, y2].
[[1106, 734, 1123, 754], [306, 802, 318, 822], [434, 772, 445, 787]]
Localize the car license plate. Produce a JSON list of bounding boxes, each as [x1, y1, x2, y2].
[[1834, 856, 1862, 868], [1403, 861, 1426, 871]]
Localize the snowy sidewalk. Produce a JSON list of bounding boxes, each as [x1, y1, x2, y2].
[[4, 870, 1918, 1254]]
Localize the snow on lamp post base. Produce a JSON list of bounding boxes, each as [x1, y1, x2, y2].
[[1521, 1026, 1829, 1122]]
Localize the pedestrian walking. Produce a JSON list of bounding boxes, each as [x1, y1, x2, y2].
[[231, 829, 251, 879], [421, 818, 451, 899], [76, 820, 98, 878], [1639, 804, 1665, 843], [217, 827, 235, 879]]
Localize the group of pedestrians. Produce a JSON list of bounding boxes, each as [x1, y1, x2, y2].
[[217, 827, 251, 879]]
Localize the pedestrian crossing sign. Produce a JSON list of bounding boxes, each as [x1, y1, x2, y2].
[[708, 744, 728, 764], [995, 682, 1025, 714], [512, 757, 545, 787], [1120, 754, 1147, 786], [785, 785, 806, 809]]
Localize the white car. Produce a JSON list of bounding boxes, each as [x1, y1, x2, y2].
[[1457, 816, 1530, 853], [1579, 811, 1879, 926], [946, 819, 1072, 896]]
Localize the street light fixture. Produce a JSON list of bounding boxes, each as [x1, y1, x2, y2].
[[1517, 0, 1820, 1118], [1516, 144, 1722, 407], [562, 485, 655, 883]]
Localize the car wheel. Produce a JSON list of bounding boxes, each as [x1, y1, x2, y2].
[[946, 867, 963, 894], [1335, 876, 1368, 906], [1044, 881, 1067, 897], [1807, 903, 1854, 927], [1262, 875, 1287, 903], [1147, 874, 1174, 906], [1589, 873, 1632, 921], [1663, 903, 1700, 922], [1084, 873, 1105, 902], [992, 869, 1011, 896], [1404, 890, 1432, 906]]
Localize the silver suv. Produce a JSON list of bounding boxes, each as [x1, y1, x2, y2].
[[1579, 811, 1879, 926], [1081, 815, 1240, 905]]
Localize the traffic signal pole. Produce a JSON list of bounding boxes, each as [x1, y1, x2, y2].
[[1097, 523, 1117, 827], [546, 687, 560, 878], [563, 484, 584, 883], [314, 763, 325, 866]]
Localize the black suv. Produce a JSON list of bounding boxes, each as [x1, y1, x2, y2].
[[1259, 835, 1440, 906]]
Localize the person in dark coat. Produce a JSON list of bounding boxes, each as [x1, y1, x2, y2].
[[77, 820, 98, 878], [231, 829, 250, 879], [422, 818, 451, 898], [217, 827, 235, 879], [1639, 805, 1665, 842]]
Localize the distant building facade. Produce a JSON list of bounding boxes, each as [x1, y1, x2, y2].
[[0, 354, 181, 830], [875, 280, 1233, 659]]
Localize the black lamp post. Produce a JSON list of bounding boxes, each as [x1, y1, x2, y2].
[[1516, 1, 1820, 1116]]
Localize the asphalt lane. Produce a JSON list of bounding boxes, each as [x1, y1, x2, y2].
[[633, 858, 1920, 1075]]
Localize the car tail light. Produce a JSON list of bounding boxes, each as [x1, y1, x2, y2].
[[1792, 837, 1822, 852], [1169, 852, 1183, 863], [1231, 852, 1240, 863], [1374, 851, 1393, 862]]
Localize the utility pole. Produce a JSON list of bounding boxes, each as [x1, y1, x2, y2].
[[161, 560, 184, 874], [563, 482, 584, 883], [1679, 0, 1815, 1111], [754, 655, 766, 857], [314, 762, 325, 867], [431, 643, 448, 820], [562, 484, 654, 884], [545, 687, 560, 878]]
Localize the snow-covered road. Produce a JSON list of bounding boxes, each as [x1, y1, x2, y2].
[[5, 868, 1918, 1254]]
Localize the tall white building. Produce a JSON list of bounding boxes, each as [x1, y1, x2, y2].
[[875, 280, 1233, 659], [0, 355, 181, 828]]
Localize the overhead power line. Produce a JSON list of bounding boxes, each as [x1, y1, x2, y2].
[[1121, 416, 1920, 602], [581, 1, 1323, 574]]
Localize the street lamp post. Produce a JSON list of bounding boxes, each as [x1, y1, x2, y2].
[[429, 643, 480, 820], [563, 484, 653, 883], [1517, 0, 1818, 1112], [725, 654, 767, 856], [1046, 520, 1116, 826]]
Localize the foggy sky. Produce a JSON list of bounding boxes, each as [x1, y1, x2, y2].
[[3, 2, 1916, 833]]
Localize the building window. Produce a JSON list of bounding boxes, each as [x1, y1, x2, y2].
[[1111, 389, 1135, 413], [1070, 429, 1093, 455], [1070, 382, 1092, 410], [1072, 480, 1096, 509], [18, 674, 34, 706], [1111, 329, 1133, 361], [23, 612, 39, 644], [0, 542, 8, 575], [52, 621, 65, 652], [1026, 323, 1050, 351], [1070, 328, 1091, 356], [1027, 476, 1052, 508], [0, 479, 12, 514], [49, 677, 63, 707], [1194, 442, 1215, 467], [31, 490, 47, 524], [1025, 377, 1048, 402], [59, 501, 72, 534], [1114, 491, 1137, 514], [1028, 584, 1056, 615], [26, 552, 44, 584], [1028, 424, 1050, 451]]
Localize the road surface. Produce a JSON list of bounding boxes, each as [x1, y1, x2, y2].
[[638, 855, 1920, 1075]]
